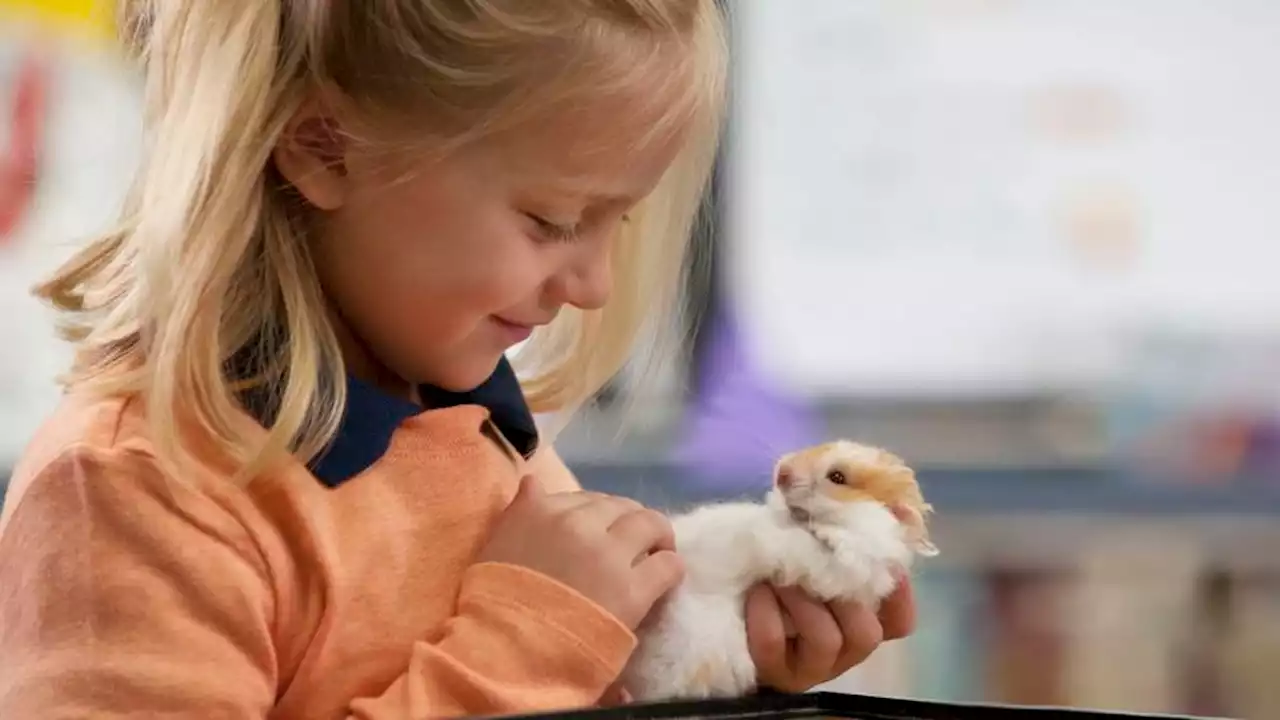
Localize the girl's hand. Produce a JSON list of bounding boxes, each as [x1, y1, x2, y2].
[[477, 476, 684, 630], [744, 577, 916, 693], [598, 682, 633, 707]]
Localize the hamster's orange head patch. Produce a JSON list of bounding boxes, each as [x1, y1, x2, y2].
[[777, 441, 918, 501], [774, 440, 938, 555]]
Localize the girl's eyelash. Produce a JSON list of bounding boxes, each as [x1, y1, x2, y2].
[[526, 213, 579, 242]]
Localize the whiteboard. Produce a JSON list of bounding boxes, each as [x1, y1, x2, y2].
[[0, 34, 142, 463], [727, 0, 1280, 397]]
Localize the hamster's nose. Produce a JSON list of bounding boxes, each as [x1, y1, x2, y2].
[[776, 469, 794, 488]]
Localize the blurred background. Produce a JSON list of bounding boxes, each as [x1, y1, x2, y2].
[[3, 1, 1280, 717]]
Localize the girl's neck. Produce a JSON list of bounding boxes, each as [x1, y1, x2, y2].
[[328, 310, 419, 405]]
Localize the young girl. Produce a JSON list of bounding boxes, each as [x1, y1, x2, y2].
[[0, 1, 915, 717]]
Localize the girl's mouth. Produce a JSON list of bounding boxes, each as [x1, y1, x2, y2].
[[491, 317, 535, 344]]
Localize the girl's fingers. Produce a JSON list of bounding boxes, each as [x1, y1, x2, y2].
[[877, 575, 917, 640], [827, 598, 884, 670], [774, 586, 841, 686], [630, 549, 685, 611], [608, 508, 677, 559], [745, 584, 790, 685]]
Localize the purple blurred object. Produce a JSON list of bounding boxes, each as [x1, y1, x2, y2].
[[671, 306, 822, 487], [1245, 418, 1280, 483]]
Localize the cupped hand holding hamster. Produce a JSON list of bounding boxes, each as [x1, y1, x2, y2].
[[619, 440, 938, 702], [743, 516, 922, 692]]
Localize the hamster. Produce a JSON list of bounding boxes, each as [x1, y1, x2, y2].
[[619, 440, 938, 702]]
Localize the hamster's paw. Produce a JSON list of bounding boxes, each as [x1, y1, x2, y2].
[[769, 530, 834, 590]]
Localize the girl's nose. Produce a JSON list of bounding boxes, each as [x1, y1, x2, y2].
[[555, 245, 613, 311]]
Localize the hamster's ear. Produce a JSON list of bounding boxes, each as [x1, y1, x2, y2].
[[892, 503, 940, 557]]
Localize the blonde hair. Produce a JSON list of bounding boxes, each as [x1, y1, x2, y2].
[[36, 0, 727, 481]]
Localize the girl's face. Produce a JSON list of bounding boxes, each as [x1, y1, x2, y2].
[[278, 89, 689, 396]]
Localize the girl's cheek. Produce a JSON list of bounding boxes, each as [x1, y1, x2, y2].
[[504, 243, 563, 291]]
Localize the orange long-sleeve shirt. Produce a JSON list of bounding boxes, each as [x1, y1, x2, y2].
[[0, 359, 635, 718]]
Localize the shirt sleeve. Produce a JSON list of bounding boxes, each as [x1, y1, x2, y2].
[[347, 563, 636, 718], [341, 445, 635, 718], [0, 446, 635, 719], [0, 447, 280, 718]]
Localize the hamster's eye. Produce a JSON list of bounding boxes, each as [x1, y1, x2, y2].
[[826, 470, 847, 485]]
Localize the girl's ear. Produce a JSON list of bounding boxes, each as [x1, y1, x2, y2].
[[274, 98, 350, 211], [892, 503, 940, 557]]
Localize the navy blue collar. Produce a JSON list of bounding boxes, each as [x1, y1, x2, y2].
[[240, 356, 539, 488]]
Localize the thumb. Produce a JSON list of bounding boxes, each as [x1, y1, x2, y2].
[[631, 550, 685, 618], [511, 474, 543, 505]]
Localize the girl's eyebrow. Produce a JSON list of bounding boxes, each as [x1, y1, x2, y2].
[[530, 170, 642, 203], [547, 182, 639, 207]]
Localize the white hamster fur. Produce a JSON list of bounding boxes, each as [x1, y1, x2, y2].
[[620, 440, 938, 702]]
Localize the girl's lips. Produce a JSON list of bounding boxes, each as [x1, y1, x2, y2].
[[492, 316, 535, 344]]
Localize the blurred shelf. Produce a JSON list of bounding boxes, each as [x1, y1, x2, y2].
[[2, 463, 1277, 516], [556, 393, 1114, 469], [570, 462, 1280, 516]]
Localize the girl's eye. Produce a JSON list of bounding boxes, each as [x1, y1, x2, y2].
[[826, 470, 847, 485], [525, 213, 579, 243]]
